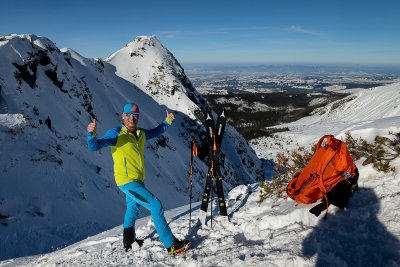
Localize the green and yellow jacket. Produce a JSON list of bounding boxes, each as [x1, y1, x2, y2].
[[87, 117, 173, 186]]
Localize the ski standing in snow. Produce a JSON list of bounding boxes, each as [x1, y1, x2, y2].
[[198, 109, 228, 227], [87, 103, 191, 256]]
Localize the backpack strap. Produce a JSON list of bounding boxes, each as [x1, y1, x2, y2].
[[316, 135, 335, 150], [316, 135, 338, 189], [317, 145, 337, 195], [316, 135, 338, 219]]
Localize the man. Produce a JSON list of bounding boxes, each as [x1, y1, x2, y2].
[[87, 103, 191, 256]]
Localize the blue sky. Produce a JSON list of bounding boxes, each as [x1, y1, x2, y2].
[[1, 0, 399, 65]]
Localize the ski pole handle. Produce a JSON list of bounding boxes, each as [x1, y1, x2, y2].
[[191, 138, 198, 156], [190, 138, 198, 181], [190, 138, 198, 164]]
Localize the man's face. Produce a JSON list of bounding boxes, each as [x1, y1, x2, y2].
[[122, 112, 139, 130]]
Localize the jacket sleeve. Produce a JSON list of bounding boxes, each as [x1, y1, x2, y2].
[[142, 117, 173, 140], [87, 127, 120, 151]]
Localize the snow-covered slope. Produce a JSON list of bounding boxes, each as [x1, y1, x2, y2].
[[251, 82, 400, 159], [0, 34, 262, 261], [3, 83, 400, 266]]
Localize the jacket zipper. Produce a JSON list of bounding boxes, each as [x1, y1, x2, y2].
[[124, 157, 128, 177]]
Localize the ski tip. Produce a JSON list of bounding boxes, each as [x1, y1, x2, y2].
[[218, 109, 226, 118]]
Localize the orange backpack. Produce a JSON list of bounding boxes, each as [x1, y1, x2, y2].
[[286, 135, 357, 206]]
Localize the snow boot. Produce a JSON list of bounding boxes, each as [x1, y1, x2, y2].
[[135, 239, 144, 247], [123, 227, 144, 251], [123, 227, 134, 251], [166, 239, 191, 256]]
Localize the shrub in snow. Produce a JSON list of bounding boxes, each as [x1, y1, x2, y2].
[[258, 144, 315, 204], [344, 131, 399, 173]]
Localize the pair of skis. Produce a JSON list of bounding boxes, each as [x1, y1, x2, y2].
[[198, 109, 228, 226]]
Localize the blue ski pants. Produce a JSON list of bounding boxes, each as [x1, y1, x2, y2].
[[118, 181, 175, 248]]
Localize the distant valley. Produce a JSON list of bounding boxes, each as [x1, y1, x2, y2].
[[186, 64, 400, 140]]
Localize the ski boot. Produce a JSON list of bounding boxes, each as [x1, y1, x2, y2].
[[123, 227, 144, 251], [167, 239, 191, 256]]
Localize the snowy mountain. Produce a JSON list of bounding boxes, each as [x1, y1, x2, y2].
[[106, 36, 207, 119], [2, 82, 400, 266], [0, 34, 262, 261]]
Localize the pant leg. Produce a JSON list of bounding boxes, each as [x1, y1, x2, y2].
[[119, 182, 175, 248], [123, 193, 141, 239]]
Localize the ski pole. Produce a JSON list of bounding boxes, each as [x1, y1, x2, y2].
[[189, 138, 197, 232]]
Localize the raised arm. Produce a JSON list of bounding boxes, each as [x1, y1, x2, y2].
[[87, 118, 120, 151], [143, 110, 175, 140]]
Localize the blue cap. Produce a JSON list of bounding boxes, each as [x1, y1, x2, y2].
[[123, 103, 140, 114]]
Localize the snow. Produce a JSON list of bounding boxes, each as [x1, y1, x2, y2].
[[2, 160, 400, 266], [0, 114, 26, 129], [2, 76, 400, 266]]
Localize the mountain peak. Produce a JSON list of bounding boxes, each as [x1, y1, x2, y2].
[[129, 35, 160, 46], [108, 35, 164, 59], [106, 36, 208, 118], [1, 34, 58, 53]]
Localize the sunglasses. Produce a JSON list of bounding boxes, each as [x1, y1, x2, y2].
[[123, 112, 140, 117]]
